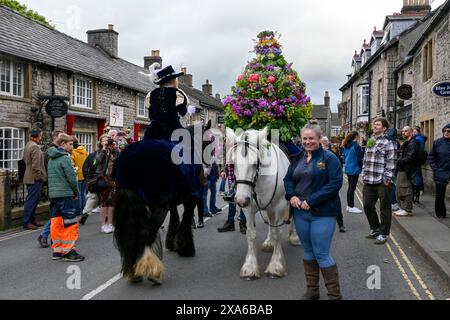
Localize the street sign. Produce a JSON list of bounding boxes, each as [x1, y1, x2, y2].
[[217, 115, 224, 124], [432, 81, 450, 97], [44, 97, 69, 118], [398, 84, 413, 100]]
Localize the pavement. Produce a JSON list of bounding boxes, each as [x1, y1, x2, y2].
[[353, 178, 450, 287], [390, 191, 450, 287]]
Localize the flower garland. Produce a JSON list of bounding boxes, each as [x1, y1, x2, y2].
[[224, 31, 312, 141]]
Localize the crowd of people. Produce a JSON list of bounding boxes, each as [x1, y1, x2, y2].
[[283, 118, 449, 300], [22, 127, 133, 262]]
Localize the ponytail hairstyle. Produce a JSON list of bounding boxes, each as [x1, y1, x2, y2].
[[342, 131, 359, 148]]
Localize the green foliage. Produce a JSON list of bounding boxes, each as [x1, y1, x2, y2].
[[0, 0, 52, 27], [223, 31, 312, 141]]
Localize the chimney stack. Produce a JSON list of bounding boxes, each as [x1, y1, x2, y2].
[[179, 67, 193, 87], [401, 0, 431, 14], [202, 80, 213, 96], [87, 24, 119, 58], [144, 50, 163, 70], [324, 91, 330, 107], [215, 93, 221, 100]]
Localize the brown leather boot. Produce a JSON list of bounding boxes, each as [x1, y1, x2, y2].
[[320, 265, 343, 300], [302, 260, 320, 300]]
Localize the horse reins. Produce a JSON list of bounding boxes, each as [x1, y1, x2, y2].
[[232, 138, 287, 228]]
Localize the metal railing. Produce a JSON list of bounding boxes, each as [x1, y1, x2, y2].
[[9, 171, 49, 209]]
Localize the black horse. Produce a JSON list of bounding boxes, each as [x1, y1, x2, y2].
[[113, 121, 211, 284]]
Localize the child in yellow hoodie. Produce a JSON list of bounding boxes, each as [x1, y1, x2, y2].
[[71, 137, 89, 215]]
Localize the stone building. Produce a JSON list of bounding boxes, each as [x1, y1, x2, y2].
[[339, 0, 450, 195], [312, 91, 332, 138], [395, 0, 450, 194], [339, 0, 433, 140], [0, 4, 223, 171]]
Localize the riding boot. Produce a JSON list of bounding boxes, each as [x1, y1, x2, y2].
[[320, 265, 343, 300], [302, 260, 320, 300], [218, 221, 235, 232]]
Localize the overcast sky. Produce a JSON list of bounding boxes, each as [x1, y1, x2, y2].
[[18, 0, 446, 112]]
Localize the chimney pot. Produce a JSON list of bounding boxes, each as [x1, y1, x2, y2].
[[108, 24, 114, 31], [145, 50, 163, 70], [202, 80, 213, 96]]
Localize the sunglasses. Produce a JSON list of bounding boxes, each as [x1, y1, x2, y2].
[[444, 129, 450, 133]]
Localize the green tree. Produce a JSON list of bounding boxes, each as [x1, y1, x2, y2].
[[0, 0, 52, 27]]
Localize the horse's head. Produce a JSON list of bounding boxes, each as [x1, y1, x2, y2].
[[226, 127, 269, 208]]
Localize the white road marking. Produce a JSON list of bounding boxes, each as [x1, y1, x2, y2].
[[81, 273, 123, 300]]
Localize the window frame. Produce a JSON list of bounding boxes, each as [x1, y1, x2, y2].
[[136, 94, 149, 119], [0, 127, 26, 171], [378, 78, 384, 111], [74, 132, 95, 154], [422, 39, 433, 83], [357, 85, 369, 116], [0, 58, 24, 98], [71, 76, 93, 109]]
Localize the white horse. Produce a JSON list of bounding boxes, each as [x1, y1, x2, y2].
[[226, 128, 298, 280]]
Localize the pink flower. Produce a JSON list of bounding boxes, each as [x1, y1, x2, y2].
[[288, 75, 295, 81], [267, 76, 276, 83], [248, 74, 260, 83], [237, 74, 244, 81]]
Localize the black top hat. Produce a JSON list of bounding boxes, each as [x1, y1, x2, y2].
[[154, 65, 184, 85]]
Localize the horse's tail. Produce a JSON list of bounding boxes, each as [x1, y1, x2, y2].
[[113, 188, 164, 282]]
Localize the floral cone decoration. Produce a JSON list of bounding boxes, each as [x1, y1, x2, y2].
[[224, 31, 313, 142]]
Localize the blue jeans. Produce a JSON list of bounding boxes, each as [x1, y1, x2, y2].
[[40, 220, 51, 239], [227, 203, 246, 223], [390, 176, 398, 205], [293, 211, 337, 269], [219, 178, 226, 193], [77, 180, 87, 215], [203, 179, 219, 214], [23, 180, 42, 226], [415, 167, 424, 192]]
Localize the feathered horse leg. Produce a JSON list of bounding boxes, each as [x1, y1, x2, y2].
[[174, 196, 196, 257], [166, 204, 180, 252], [113, 189, 169, 284]]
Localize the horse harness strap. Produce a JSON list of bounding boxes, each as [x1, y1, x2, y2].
[[233, 140, 286, 228]]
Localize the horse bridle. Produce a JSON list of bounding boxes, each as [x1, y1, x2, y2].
[[231, 137, 285, 228]]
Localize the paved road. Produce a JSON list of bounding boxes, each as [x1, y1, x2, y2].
[[0, 182, 449, 300]]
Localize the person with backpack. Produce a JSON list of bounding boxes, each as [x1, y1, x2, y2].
[[79, 143, 102, 225], [71, 137, 89, 216]]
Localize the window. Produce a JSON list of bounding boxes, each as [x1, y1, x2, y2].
[[422, 39, 433, 82], [74, 133, 94, 154], [0, 128, 25, 170], [378, 79, 384, 110], [357, 85, 369, 115], [137, 94, 149, 118], [72, 76, 93, 109], [421, 119, 435, 152], [332, 127, 341, 137], [0, 58, 24, 97], [397, 107, 412, 129]]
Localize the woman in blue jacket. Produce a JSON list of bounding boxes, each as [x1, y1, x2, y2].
[[284, 123, 343, 300], [342, 132, 364, 214]]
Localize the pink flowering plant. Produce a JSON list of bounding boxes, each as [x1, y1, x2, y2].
[[224, 31, 313, 141]]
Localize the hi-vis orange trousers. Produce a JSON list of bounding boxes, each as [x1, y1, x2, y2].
[[50, 197, 79, 255]]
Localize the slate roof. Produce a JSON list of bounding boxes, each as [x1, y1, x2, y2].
[[331, 113, 340, 127], [0, 5, 223, 111], [312, 105, 331, 119]]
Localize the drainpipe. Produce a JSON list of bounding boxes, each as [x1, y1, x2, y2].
[[350, 85, 353, 131], [393, 73, 399, 128], [368, 70, 373, 137], [51, 66, 57, 131]]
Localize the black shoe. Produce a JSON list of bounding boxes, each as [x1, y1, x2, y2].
[[218, 221, 235, 232], [211, 208, 222, 215], [62, 251, 85, 262], [52, 253, 62, 261], [79, 213, 89, 225], [204, 213, 213, 218], [239, 222, 247, 235], [339, 225, 346, 233], [197, 221, 204, 229], [38, 235, 50, 248]]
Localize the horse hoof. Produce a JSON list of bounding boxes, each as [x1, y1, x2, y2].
[[242, 276, 260, 281], [265, 272, 285, 279], [148, 277, 162, 286], [289, 239, 301, 247], [261, 244, 274, 253], [127, 275, 143, 283]]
